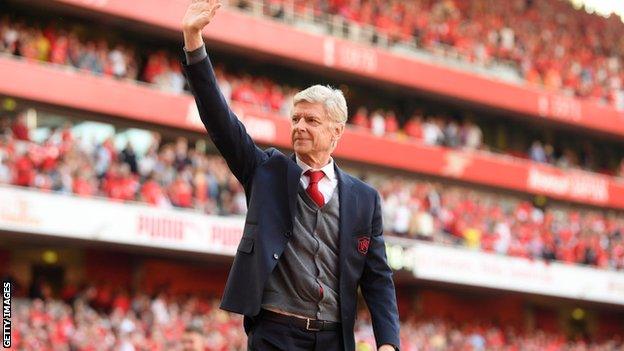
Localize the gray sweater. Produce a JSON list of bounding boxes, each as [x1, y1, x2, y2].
[[261, 185, 341, 322]]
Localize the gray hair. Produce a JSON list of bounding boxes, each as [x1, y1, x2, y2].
[[293, 85, 348, 125]]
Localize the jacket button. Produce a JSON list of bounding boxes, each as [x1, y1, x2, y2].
[[284, 231, 292, 238], [273, 253, 279, 259]]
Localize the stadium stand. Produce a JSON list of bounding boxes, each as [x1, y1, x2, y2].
[[0, 249, 620, 351], [6, 290, 622, 351], [2, 12, 624, 174], [231, 0, 624, 109], [1, 110, 623, 269]]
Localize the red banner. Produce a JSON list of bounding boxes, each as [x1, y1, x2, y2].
[[50, 0, 624, 138], [1, 57, 624, 208]]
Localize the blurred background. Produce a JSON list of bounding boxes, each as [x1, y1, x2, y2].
[[1, 0, 624, 350]]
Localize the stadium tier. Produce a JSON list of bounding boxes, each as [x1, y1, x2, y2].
[[8, 0, 623, 135], [1, 246, 623, 350], [2, 21, 624, 208], [237, 0, 624, 105], [2, 0, 624, 350], [2, 109, 624, 270]]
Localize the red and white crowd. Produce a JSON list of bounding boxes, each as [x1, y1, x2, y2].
[[5, 282, 621, 351], [3, 13, 624, 176], [0, 117, 247, 215], [2, 1, 624, 270], [0, 14, 184, 94], [1, 116, 624, 271], [251, 0, 624, 109], [11, 282, 247, 351], [366, 174, 624, 270]]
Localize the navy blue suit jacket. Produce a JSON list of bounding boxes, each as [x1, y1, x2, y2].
[[182, 55, 400, 350]]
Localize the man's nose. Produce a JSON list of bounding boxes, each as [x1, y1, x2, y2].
[[293, 119, 306, 131]]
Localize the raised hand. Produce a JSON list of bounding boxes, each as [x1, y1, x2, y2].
[[182, 0, 222, 33]]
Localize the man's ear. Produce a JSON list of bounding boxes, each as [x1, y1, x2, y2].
[[334, 123, 345, 140]]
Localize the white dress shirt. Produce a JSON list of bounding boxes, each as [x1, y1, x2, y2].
[[296, 156, 338, 204]]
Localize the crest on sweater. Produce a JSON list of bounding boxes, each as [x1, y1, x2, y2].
[[357, 236, 370, 255]]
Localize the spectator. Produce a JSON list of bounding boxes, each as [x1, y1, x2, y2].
[[120, 143, 138, 174], [169, 173, 193, 208], [443, 119, 461, 148], [422, 117, 443, 145], [182, 325, 205, 351], [370, 109, 386, 136], [13, 152, 35, 187], [529, 140, 546, 163], [215, 66, 232, 103], [351, 107, 369, 129], [385, 111, 399, 134], [109, 44, 128, 78], [404, 113, 423, 140], [174, 137, 192, 171], [11, 115, 29, 141], [0, 157, 10, 184], [72, 170, 96, 197], [462, 120, 482, 150], [94, 138, 113, 178], [140, 173, 170, 207]]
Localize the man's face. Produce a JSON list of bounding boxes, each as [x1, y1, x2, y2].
[[291, 101, 343, 159]]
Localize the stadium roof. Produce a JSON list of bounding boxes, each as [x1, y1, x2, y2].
[[569, 0, 624, 20]]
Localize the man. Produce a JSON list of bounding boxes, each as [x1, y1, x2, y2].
[[181, 1, 400, 350]]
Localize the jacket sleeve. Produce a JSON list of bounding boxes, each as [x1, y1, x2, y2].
[[182, 51, 267, 187], [360, 191, 401, 350]]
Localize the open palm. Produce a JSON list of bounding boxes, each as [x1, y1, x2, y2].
[[182, 0, 222, 33]]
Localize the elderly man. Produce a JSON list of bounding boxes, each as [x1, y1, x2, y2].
[[181, 1, 400, 350]]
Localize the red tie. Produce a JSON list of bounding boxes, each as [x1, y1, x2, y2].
[[305, 170, 325, 208]]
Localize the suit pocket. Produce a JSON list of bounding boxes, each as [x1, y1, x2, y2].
[[237, 237, 254, 254]]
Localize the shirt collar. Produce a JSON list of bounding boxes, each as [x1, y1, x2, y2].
[[296, 155, 336, 181]]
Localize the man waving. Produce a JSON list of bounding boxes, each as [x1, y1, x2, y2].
[[181, 1, 400, 350]]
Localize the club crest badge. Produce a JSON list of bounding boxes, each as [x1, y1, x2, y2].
[[357, 236, 370, 255]]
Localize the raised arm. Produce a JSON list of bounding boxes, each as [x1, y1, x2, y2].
[[181, 0, 266, 187]]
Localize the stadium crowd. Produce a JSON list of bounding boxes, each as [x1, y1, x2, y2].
[[0, 116, 247, 216], [364, 173, 624, 270], [245, 0, 624, 109], [6, 282, 621, 351], [0, 14, 184, 94], [1, 116, 624, 271], [2, 12, 624, 175]]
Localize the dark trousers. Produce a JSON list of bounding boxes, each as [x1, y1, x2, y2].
[[247, 315, 344, 351]]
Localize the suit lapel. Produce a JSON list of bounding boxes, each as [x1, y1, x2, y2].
[[287, 154, 302, 227], [335, 165, 356, 284]]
